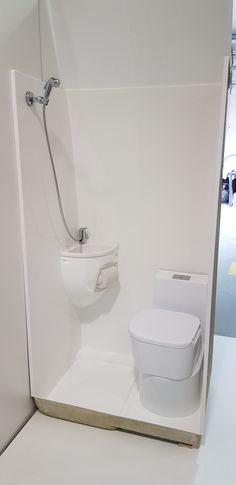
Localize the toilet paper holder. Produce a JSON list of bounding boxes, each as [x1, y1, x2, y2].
[[95, 262, 119, 292]]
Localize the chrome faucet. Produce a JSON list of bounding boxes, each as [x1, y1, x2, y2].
[[78, 227, 88, 245]]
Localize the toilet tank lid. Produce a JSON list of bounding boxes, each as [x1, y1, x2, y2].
[[129, 309, 201, 349]]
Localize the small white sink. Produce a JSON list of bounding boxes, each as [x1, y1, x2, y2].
[[60, 242, 119, 307], [61, 242, 118, 258]]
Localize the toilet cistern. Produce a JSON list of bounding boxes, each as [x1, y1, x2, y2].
[[78, 227, 89, 246]]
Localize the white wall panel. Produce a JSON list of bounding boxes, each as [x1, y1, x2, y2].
[[68, 84, 222, 354], [40, 0, 232, 89], [0, 0, 41, 453], [11, 71, 81, 397], [39, 0, 232, 358]]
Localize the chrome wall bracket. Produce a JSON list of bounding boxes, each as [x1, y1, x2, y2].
[[25, 91, 47, 107], [25, 91, 35, 107]]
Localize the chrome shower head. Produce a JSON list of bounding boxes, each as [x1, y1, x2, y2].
[[25, 76, 61, 107], [43, 77, 60, 103]]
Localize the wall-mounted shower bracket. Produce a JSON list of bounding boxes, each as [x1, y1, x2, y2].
[[25, 78, 60, 107], [25, 91, 47, 107], [25, 91, 35, 106]]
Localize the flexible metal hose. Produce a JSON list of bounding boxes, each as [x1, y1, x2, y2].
[[42, 104, 77, 241]]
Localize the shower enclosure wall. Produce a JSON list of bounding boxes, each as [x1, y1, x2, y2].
[[11, 0, 232, 447]]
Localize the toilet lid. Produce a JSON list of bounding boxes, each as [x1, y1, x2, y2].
[[129, 309, 201, 349]]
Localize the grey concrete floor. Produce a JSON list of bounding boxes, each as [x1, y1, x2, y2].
[[215, 204, 236, 337]]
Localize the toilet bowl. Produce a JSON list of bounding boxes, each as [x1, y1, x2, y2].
[[139, 346, 203, 418], [129, 270, 208, 418], [129, 308, 203, 417]]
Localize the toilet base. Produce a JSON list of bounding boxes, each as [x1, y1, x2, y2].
[[139, 350, 203, 418]]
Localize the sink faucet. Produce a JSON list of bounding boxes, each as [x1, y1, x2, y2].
[[78, 227, 88, 245]]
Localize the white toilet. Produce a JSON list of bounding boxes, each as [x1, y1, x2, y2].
[[129, 270, 208, 418]]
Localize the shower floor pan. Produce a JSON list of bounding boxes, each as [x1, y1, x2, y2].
[[34, 349, 202, 448]]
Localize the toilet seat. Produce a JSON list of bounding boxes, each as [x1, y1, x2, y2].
[[129, 309, 201, 349], [129, 308, 201, 380]]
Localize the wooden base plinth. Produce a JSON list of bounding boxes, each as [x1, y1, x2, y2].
[[35, 398, 201, 448]]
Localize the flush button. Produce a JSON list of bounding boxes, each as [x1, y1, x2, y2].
[[172, 274, 191, 281]]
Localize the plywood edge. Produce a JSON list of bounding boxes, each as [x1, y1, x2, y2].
[[35, 397, 201, 448], [35, 397, 117, 431]]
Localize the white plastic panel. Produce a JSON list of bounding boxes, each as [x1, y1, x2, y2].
[[0, 0, 40, 453], [39, 0, 232, 88], [11, 70, 81, 397]]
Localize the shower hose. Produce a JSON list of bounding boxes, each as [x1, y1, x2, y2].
[[42, 104, 77, 242]]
